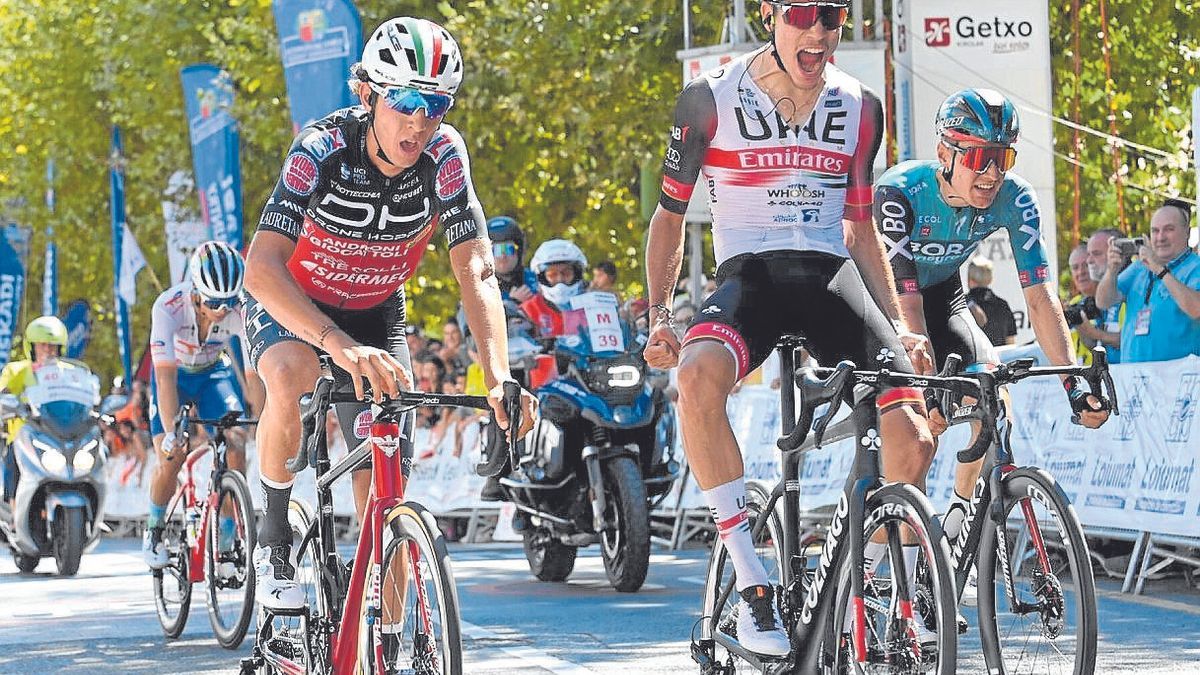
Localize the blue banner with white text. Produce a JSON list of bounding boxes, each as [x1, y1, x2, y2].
[[63, 299, 91, 360], [181, 64, 244, 250], [110, 127, 133, 383], [272, 0, 362, 134], [0, 229, 26, 367]]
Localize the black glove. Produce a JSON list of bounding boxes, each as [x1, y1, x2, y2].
[[1064, 375, 1105, 425]]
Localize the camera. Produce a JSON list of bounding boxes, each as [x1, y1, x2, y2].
[[1063, 296, 1098, 329], [1112, 236, 1146, 256]]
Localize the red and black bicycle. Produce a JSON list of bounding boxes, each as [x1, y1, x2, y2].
[[241, 365, 519, 675], [153, 405, 259, 649]]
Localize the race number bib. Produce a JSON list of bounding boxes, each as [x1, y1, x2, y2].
[[25, 364, 101, 409], [569, 292, 625, 353]]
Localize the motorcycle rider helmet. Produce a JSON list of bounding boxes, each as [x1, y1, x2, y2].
[[530, 239, 588, 308], [189, 240, 245, 301], [23, 315, 69, 360], [357, 17, 463, 95]]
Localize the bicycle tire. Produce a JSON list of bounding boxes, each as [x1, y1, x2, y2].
[[827, 483, 957, 675], [369, 502, 463, 675], [976, 468, 1097, 675], [205, 470, 258, 649], [153, 490, 193, 639], [699, 486, 788, 670]]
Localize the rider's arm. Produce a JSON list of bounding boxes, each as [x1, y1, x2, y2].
[[874, 183, 923, 333], [649, 78, 715, 313], [844, 90, 904, 325], [1024, 283, 1077, 369], [153, 363, 181, 435], [1094, 254, 1127, 310], [243, 134, 348, 350], [438, 126, 511, 389], [149, 293, 182, 435]]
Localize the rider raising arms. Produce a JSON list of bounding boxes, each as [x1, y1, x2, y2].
[[643, 1, 935, 656], [875, 89, 1109, 599], [243, 16, 535, 610]]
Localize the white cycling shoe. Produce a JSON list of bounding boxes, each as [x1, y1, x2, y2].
[[142, 527, 168, 570], [254, 543, 306, 611], [733, 585, 791, 658]]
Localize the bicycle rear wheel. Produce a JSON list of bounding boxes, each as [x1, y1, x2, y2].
[[828, 483, 957, 675], [153, 490, 192, 639], [206, 469, 257, 649], [977, 468, 1097, 675], [370, 501, 462, 675]]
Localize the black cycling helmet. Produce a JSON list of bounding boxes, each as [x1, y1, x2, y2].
[[487, 216, 525, 260]]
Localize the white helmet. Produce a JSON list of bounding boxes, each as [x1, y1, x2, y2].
[[189, 240, 244, 300], [359, 17, 463, 94], [530, 240, 588, 308]]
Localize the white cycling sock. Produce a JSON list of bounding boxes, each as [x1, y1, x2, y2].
[[903, 545, 920, 601], [863, 541, 888, 574], [942, 491, 971, 542], [704, 477, 768, 592]]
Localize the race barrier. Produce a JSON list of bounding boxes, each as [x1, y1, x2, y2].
[[100, 357, 1198, 583]]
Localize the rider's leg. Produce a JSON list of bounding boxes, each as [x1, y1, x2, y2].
[[254, 341, 322, 547], [676, 341, 767, 590]]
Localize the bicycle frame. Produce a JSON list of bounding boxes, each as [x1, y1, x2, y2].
[[174, 418, 240, 585]]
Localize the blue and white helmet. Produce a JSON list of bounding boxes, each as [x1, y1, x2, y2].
[[189, 240, 244, 300], [530, 239, 588, 308]]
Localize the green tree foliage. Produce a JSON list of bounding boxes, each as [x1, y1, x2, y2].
[[0, 1, 1195, 378]]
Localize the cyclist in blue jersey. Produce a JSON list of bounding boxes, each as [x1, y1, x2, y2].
[[875, 88, 1110, 600]]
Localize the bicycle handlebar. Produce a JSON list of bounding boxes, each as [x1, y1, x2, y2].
[[777, 361, 984, 452], [174, 404, 259, 440]]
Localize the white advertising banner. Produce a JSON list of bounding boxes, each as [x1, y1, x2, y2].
[[890, 0, 1058, 343]]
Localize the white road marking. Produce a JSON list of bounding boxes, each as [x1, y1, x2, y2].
[[463, 621, 598, 674]]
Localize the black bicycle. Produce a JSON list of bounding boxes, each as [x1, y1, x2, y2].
[[924, 346, 1117, 675], [694, 336, 979, 674]]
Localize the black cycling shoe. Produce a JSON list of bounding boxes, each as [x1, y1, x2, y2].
[[479, 474, 505, 502]]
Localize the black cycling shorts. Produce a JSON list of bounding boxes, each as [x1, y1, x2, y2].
[[685, 251, 916, 380], [919, 276, 998, 372], [244, 291, 414, 472]]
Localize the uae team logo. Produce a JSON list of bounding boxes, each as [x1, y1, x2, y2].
[[925, 17, 951, 47]]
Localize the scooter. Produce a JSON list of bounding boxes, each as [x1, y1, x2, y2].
[[0, 363, 109, 576]]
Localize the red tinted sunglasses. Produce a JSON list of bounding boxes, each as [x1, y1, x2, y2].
[[947, 142, 1018, 173], [775, 3, 849, 31]]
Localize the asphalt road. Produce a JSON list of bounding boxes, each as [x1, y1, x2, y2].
[[1, 538, 1198, 673]]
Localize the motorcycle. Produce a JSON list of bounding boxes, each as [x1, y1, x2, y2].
[[0, 362, 109, 576], [493, 291, 678, 592]]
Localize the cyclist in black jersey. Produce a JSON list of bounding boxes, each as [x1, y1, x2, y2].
[[243, 16, 536, 610]]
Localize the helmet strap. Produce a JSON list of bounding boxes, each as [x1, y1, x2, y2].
[[366, 95, 396, 167]]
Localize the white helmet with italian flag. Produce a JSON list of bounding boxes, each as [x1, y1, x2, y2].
[[359, 17, 463, 95]]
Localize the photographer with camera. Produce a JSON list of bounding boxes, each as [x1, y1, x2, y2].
[[1065, 244, 1120, 365], [1096, 200, 1200, 362]]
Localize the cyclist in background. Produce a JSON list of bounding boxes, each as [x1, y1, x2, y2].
[[874, 88, 1110, 599], [488, 216, 539, 302], [142, 241, 264, 570]]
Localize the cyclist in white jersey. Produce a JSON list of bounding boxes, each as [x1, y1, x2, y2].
[[644, 1, 935, 656], [142, 242, 264, 569]]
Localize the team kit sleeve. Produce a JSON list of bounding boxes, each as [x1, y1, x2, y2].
[[873, 183, 920, 295], [1005, 180, 1051, 287], [658, 78, 717, 214], [148, 292, 177, 366], [256, 128, 323, 242], [844, 89, 885, 222], [431, 125, 486, 250]]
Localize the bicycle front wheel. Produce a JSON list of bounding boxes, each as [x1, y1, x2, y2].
[[368, 501, 462, 675], [153, 490, 192, 639], [977, 468, 1097, 675], [206, 470, 257, 649], [827, 483, 957, 675]]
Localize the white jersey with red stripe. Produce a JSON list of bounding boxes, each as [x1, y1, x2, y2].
[[659, 51, 883, 266], [150, 281, 248, 373]]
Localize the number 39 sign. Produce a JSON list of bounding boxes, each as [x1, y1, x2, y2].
[[570, 292, 625, 353]]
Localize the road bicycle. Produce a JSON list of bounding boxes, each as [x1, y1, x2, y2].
[[242, 362, 520, 675], [924, 347, 1117, 675], [694, 336, 979, 674], [153, 405, 259, 649]]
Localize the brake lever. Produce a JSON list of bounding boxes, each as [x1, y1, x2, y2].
[[811, 363, 854, 447]]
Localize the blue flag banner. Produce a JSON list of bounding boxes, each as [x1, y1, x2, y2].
[[63, 299, 91, 360], [180, 64, 244, 250], [110, 126, 133, 383], [42, 237, 57, 317], [0, 229, 26, 367], [272, 0, 362, 133]]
